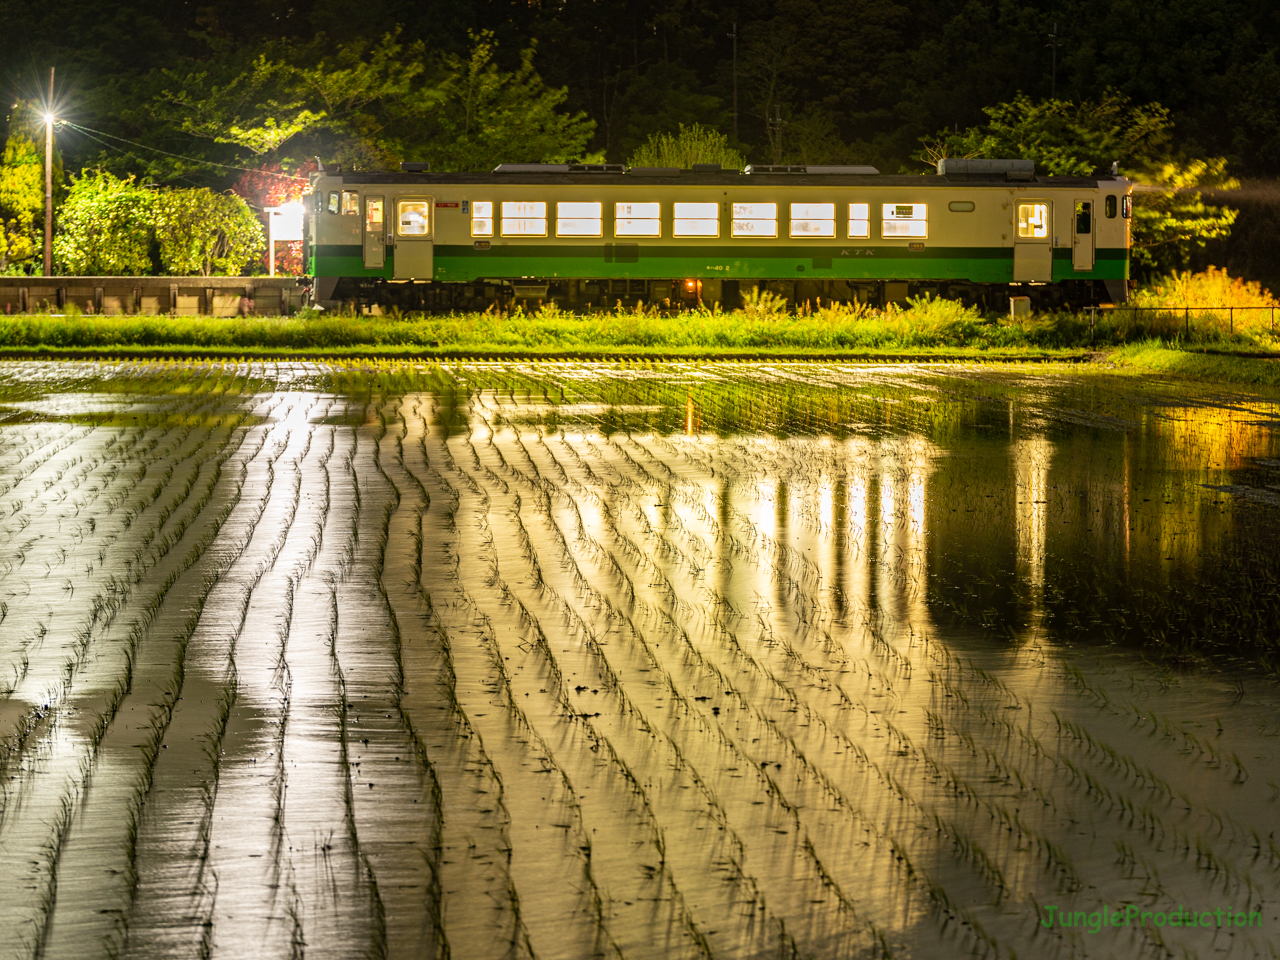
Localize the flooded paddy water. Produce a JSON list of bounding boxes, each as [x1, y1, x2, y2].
[[1, 357, 1279, 960]]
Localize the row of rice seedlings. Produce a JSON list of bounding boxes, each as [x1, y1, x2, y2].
[[122, 398, 307, 954], [0, 388, 257, 785], [476, 427, 926, 957], [423, 416, 739, 956], [29, 388, 266, 956], [524, 407, 1116, 947]]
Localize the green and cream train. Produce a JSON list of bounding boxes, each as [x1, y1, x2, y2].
[[304, 158, 1131, 312]]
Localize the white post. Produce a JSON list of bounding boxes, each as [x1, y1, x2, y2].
[[267, 209, 275, 277]]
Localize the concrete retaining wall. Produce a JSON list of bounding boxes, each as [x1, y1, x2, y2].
[[0, 277, 305, 316]]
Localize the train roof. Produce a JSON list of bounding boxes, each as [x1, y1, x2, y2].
[[316, 170, 1125, 190]]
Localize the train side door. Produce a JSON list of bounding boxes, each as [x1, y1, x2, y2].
[[1013, 199, 1052, 282], [1072, 199, 1095, 272], [363, 196, 385, 269], [392, 196, 434, 279]]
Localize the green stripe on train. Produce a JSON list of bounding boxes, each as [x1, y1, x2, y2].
[[313, 244, 1127, 284]]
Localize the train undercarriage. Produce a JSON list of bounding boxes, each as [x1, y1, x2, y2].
[[323, 276, 1127, 315]]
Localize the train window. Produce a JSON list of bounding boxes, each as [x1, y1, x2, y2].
[[615, 202, 660, 237], [1121, 195, 1132, 218], [1105, 195, 1117, 218], [848, 203, 870, 239], [948, 201, 975, 212], [501, 201, 547, 236], [365, 197, 384, 230], [342, 191, 359, 216], [1075, 201, 1092, 235], [398, 200, 430, 236], [1016, 202, 1048, 239], [790, 202, 835, 238], [471, 201, 493, 237], [327, 192, 339, 215], [882, 203, 927, 238], [557, 201, 603, 237], [732, 202, 777, 237], [673, 201, 719, 237]]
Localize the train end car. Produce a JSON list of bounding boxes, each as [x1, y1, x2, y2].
[[303, 159, 1130, 313]]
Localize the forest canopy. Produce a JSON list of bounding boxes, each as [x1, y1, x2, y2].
[[0, 0, 1275, 277]]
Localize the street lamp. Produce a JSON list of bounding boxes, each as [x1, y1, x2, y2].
[[44, 69, 55, 277]]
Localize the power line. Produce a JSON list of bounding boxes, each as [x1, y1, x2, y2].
[[60, 122, 308, 180], [67, 125, 206, 187]]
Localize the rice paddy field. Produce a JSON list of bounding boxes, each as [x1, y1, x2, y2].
[[2, 357, 1280, 960]]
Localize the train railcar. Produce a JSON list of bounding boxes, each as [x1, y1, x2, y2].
[[304, 158, 1131, 313]]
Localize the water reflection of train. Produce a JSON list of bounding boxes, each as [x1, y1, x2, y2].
[[305, 158, 1132, 314]]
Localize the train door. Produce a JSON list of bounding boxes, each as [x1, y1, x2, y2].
[[363, 196, 385, 269], [1072, 199, 1095, 272], [1013, 199, 1052, 282], [392, 196, 434, 279]]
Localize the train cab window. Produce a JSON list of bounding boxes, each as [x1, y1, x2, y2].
[[365, 197, 384, 231], [732, 202, 777, 237], [1017, 202, 1049, 238], [398, 200, 430, 236], [790, 202, 835, 238], [1121, 195, 1132, 219], [327, 192, 339, 215], [1075, 201, 1092, 234], [342, 191, 359, 216], [948, 201, 975, 212], [882, 203, 927, 238], [848, 203, 870, 239], [471, 201, 493, 237], [557, 201, 603, 237], [673, 202, 719, 237], [1105, 195, 1117, 218], [501, 201, 547, 236], [615, 202, 661, 237]]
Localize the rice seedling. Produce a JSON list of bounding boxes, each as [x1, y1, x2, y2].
[[3, 358, 1280, 958]]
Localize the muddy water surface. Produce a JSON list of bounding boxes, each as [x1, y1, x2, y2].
[[2, 359, 1280, 960]]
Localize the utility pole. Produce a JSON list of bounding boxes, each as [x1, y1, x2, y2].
[[1046, 22, 1059, 99], [729, 22, 738, 142], [44, 67, 54, 277], [768, 105, 785, 164]]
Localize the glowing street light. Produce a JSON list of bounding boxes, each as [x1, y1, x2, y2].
[[44, 69, 54, 277]]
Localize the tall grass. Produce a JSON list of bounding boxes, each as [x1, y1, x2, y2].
[[2, 269, 1274, 354]]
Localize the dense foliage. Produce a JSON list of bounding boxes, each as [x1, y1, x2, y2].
[[2, 0, 1277, 281], [627, 124, 744, 170], [53, 171, 265, 275]]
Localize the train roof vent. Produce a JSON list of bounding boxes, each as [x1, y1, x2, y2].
[[625, 166, 682, 177], [937, 158, 1035, 180], [568, 163, 627, 173], [806, 165, 880, 175], [744, 164, 882, 175], [744, 165, 807, 174], [400, 162, 430, 173], [492, 163, 571, 173]]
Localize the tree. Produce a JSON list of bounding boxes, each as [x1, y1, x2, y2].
[[54, 172, 264, 276], [52, 171, 155, 275], [407, 34, 599, 171], [922, 93, 1238, 274], [153, 189, 264, 276], [0, 132, 44, 273], [627, 124, 742, 169]]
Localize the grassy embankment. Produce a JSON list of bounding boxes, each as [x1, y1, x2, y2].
[[1, 269, 1277, 383]]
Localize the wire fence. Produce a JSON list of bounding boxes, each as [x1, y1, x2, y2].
[[1088, 304, 1277, 340]]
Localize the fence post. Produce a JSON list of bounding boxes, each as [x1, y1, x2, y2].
[[1185, 306, 1189, 340], [1230, 306, 1234, 337]]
